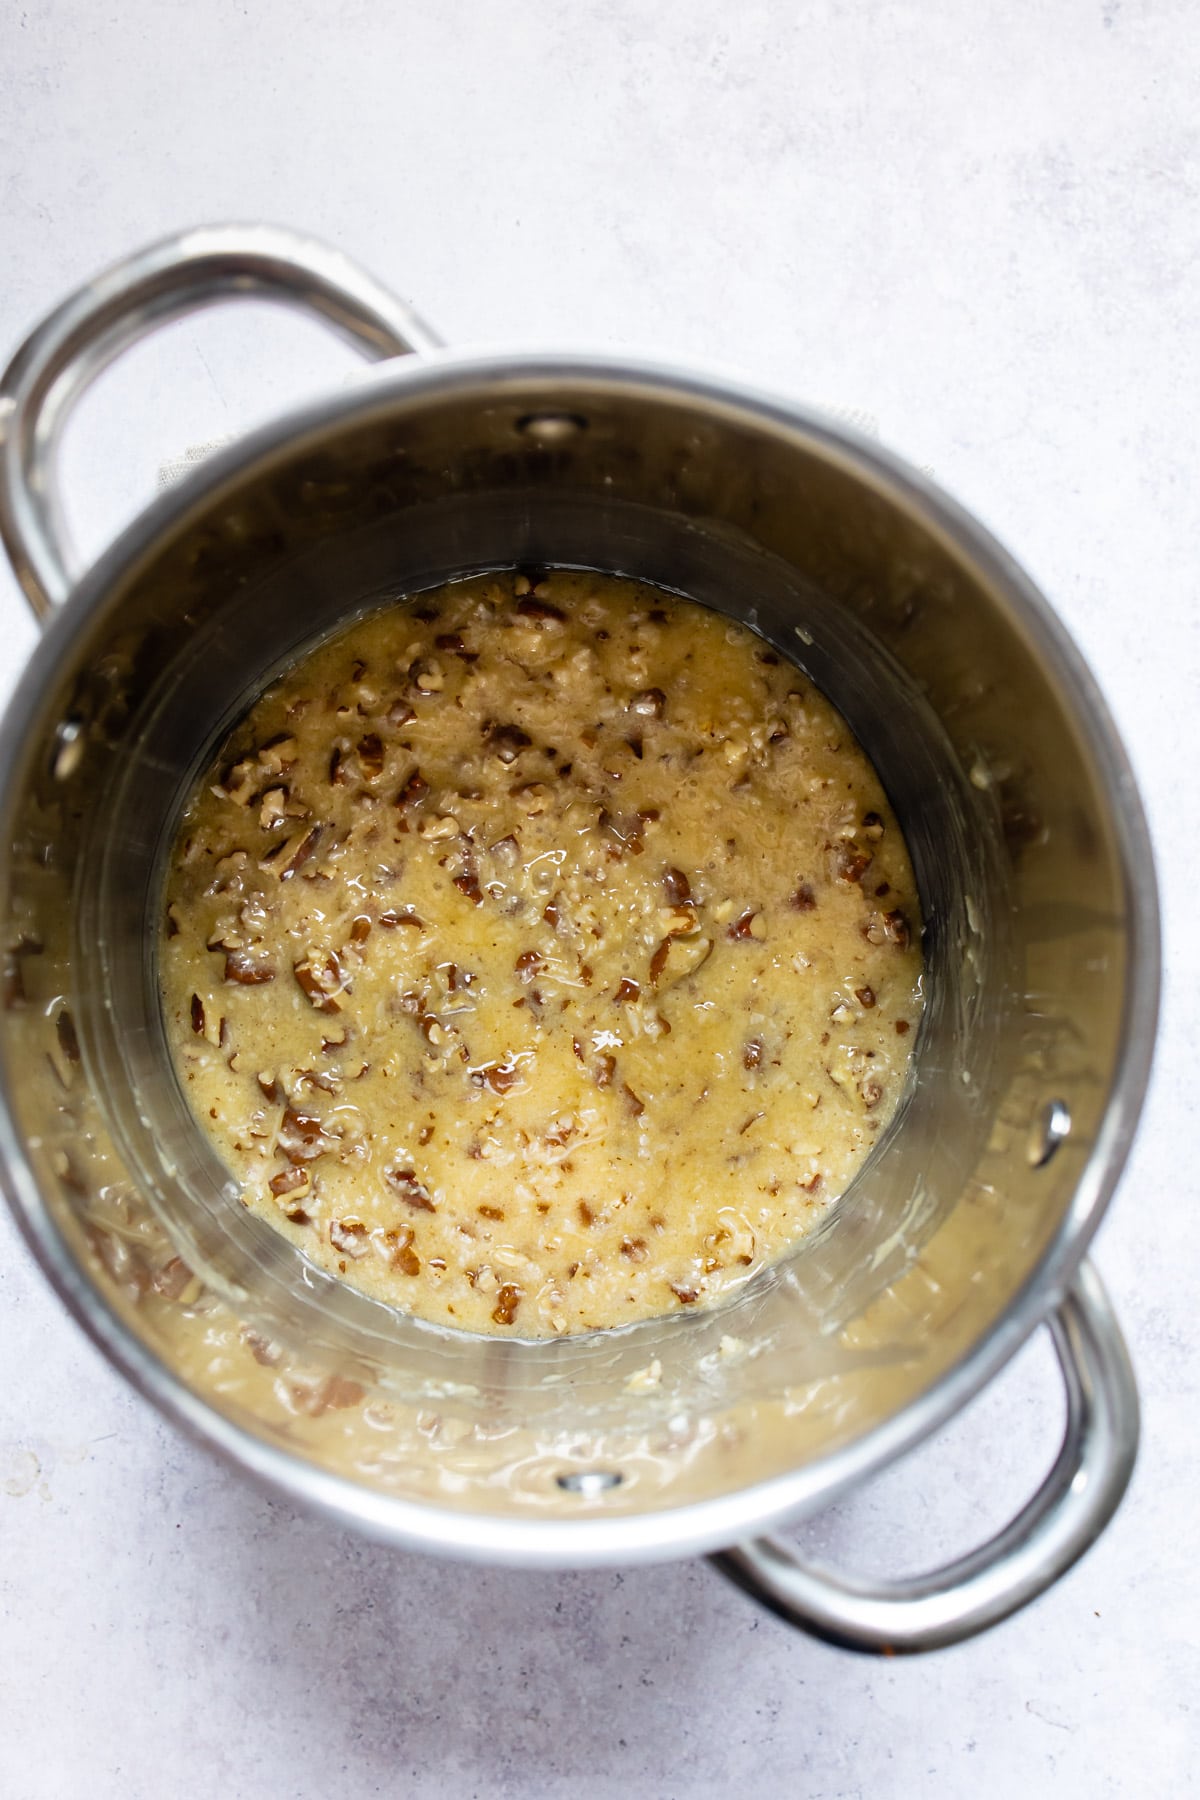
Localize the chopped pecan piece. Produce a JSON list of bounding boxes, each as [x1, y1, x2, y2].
[[218, 758, 258, 805], [598, 808, 648, 854], [883, 909, 911, 947], [662, 866, 691, 904], [278, 1107, 333, 1164], [476, 1061, 521, 1095], [836, 844, 873, 885], [487, 722, 533, 763], [515, 950, 544, 983], [261, 824, 322, 880], [258, 735, 298, 774], [356, 733, 385, 780], [385, 1168, 436, 1211], [727, 909, 765, 941], [453, 871, 484, 906], [298, 1069, 340, 1095], [515, 596, 566, 623], [293, 951, 344, 1012], [863, 908, 912, 949], [270, 1165, 311, 1201], [379, 909, 425, 930], [397, 768, 429, 808], [649, 932, 713, 987], [383, 1225, 421, 1276], [329, 1217, 370, 1258], [224, 950, 275, 985], [629, 687, 666, 717]]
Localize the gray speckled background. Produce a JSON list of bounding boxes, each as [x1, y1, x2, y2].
[[0, 3, 1195, 1795]]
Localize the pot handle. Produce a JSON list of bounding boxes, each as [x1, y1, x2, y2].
[[0, 223, 442, 620], [711, 1258, 1138, 1654]]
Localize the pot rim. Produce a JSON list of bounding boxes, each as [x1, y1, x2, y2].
[[0, 346, 1161, 1566]]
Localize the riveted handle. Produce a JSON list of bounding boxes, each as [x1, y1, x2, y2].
[[712, 1259, 1138, 1654], [0, 223, 442, 620]]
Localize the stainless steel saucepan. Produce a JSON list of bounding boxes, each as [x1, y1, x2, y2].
[[0, 226, 1158, 1654]]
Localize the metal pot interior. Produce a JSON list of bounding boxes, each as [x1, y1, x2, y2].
[[0, 360, 1147, 1555]]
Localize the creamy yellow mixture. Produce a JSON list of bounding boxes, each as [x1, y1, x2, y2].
[[160, 571, 923, 1336]]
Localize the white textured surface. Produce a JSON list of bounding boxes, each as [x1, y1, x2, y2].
[[0, 3, 1196, 1795]]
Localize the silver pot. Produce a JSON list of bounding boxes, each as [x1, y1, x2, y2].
[[0, 227, 1158, 1654]]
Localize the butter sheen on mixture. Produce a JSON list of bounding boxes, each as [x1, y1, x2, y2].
[[161, 571, 924, 1336]]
